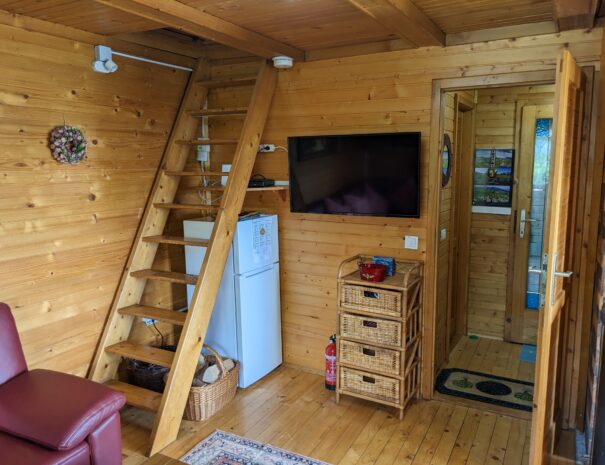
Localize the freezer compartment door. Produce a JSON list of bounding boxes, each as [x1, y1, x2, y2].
[[235, 263, 283, 388], [234, 215, 279, 275]]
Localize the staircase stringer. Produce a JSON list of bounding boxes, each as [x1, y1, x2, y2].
[[89, 60, 210, 384], [147, 60, 278, 456]]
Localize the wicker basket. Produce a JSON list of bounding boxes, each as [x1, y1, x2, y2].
[[339, 366, 400, 404], [339, 338, 401, 376], [183, 345, 239, 422], [340, 284, 402, 317], [126, 345, 177, 393], [340, 313, 402, 347]]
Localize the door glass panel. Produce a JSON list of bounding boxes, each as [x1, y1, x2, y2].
[[525, 118, 553, 310]]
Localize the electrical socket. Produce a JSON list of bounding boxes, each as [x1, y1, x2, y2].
[[258, 144, 276, 153], [142, 318, 158, 326]]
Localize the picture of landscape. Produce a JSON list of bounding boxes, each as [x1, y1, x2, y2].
[[472, 149, 514, 209]]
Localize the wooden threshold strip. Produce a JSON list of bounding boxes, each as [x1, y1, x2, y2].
[[105, 342, 175, 368], [130, 269, 198, 285], [118, 305, 187, 325], [142, 235, 209, 247], [106, 380, 162, 412]]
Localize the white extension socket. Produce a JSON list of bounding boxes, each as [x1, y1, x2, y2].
[[258, 144, 276, 153]]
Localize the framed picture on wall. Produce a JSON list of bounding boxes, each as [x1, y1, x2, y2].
[[471, 148, 514, 215]]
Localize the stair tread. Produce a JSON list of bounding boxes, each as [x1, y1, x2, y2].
[[105, 342, 175, 368], [130, 269, 198, 285], [106, 380, 162, 412], [189, 107, 248, 117], [118, 305, 187, 325], [154, 203, 220, 211], [196, 77, 256, 88], [175, 139, 238, 146], [164, 170, 230, 177], [143, 235, 209, 247]]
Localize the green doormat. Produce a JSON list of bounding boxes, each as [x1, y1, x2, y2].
[[435, 368, 534, 412]]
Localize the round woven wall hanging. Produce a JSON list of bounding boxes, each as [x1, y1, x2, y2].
[[49, 126, 88, 164]]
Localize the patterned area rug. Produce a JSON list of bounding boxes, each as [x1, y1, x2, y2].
[[436, 368, 534, 412], [181, 430, 331, 465]]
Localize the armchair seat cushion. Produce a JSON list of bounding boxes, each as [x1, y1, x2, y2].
[[0, 369, 125, 451]]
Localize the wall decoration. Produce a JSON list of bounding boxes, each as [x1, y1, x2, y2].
[[49, 126, 88, 164], [441, 133, 452, 187], [471, 148, 514, 215]]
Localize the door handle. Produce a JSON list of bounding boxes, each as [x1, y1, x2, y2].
[[550, 252, 573, 305], [554, 271, 573, 278], [519, 209, 537, 239]]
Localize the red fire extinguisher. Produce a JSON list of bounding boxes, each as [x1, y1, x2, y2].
[[325, 334, 337, 391]]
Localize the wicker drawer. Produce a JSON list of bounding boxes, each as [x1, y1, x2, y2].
[[339, 366, 400, 404], [340, 313, 402, 347], [339, 339, 401, 376], [340, 284, 402, 317]]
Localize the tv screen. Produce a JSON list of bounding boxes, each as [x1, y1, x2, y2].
[[288, 132, 421, 218]]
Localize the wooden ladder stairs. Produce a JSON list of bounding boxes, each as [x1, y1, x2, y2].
[[89, 60, 278, 455]]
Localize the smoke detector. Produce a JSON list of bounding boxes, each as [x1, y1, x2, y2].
[[92, 45, 118, 74], [272, 56, 294, 69]]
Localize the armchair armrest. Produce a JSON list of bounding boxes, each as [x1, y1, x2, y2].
[[0, 369, 125, 451]]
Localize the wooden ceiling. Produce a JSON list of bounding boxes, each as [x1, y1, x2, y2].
[[0, 0, 599, 58]]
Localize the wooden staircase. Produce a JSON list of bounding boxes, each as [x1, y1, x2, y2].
[[89, 60, 278, 455]]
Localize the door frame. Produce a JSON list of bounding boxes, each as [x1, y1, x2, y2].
[[425, 65, 604, 462], [425, 70, 557, 398], [447, 98, 475, 353]]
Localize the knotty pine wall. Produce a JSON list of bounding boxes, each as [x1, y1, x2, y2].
[[467, 85, 555, 341], [193, 29, 602, 373], [0, 14, 190, 376]]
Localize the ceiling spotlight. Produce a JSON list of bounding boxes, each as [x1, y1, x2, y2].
[[272, 56, 294, 69], [92, 45, 118, 74]]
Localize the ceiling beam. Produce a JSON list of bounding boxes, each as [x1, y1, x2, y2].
[[345, 0, 445, 47], [552, 0, 599, 31], [95, 0, 305, 61]]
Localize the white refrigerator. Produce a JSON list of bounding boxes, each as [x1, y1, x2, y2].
[[184, 214, 282, 388]]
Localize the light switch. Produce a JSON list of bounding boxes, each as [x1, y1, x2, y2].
[[404, 235, 419, 250]]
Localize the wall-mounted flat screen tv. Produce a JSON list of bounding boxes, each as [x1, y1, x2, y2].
[[288, 132, 421, 218]]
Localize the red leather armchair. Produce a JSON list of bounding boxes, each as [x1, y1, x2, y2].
[[0, 303, 126, 465]]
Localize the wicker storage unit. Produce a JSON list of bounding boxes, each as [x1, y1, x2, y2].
[[336, 255, 422, 419]]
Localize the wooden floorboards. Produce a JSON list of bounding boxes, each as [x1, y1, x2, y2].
[[445, 336, 535, 383], [124, 364, 531, 465]]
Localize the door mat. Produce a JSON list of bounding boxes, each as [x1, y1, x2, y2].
[[436, 368, 534, 412], [181, 430, 331, 465]]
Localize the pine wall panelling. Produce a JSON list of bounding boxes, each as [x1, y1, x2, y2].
[[0, 15, 191, 376], [185, 29, 602, 377]]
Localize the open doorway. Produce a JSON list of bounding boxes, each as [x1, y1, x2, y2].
[[425, 54, 600, 465], [434, 84, 558, 418]]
